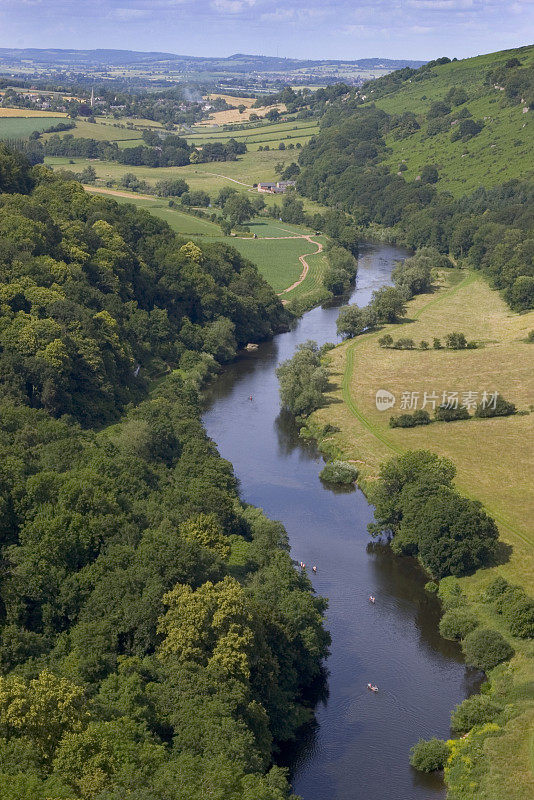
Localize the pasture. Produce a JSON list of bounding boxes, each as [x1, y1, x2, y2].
[[45, 146, 301, 191], [0, 116, 69, 139], [59, 118, 145, 142], [311, 269, 534, 583], [83, 186, 327, 299], [186, 118, 319, 151], [0, 107, 66, 118]]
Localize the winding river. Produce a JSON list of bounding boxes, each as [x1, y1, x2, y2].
[[203, 242, 481, 800]]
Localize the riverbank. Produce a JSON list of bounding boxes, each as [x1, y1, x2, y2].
[[202, 241, 474, 800], [302, 265, 534, 799]]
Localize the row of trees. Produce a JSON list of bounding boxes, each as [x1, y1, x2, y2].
[[17, 133, 246, 168]]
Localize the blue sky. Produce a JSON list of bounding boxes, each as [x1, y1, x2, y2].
[[0, 1, 532, 61]]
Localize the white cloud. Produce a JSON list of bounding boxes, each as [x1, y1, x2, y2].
[[211, 0, 257, 13], [108, 7, 151, 20], [407, 0, 477, 8]]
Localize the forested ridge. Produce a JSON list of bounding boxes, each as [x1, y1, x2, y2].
[[0, 144, 329, 799]]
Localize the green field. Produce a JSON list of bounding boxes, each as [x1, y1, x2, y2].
[[186, 119, 319, 151], [85, 189, 327, 298], [45, 146, 301, 192], [366, 45, 534, 195], [55, 118, 146, 142], [0, 116, 66, 139]]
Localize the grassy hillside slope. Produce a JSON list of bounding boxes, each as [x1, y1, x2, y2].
[[367, 45, 534, 195]]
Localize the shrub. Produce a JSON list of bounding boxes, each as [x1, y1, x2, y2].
[[319, 461, 359, 485], [433, 338, 442, 349], [435, 405, 470, 422], [420, 165, 439, 184], [410, 738, 449, 772], [527, 329, 534, 343], [488, 579, 534, 638], [378, 334, 393, 348], [427, 101, 451, 119], [445, 332, 467, 349], [389, 410, 431, 428], [420, 340, 429, 349], [394, 337, 415, 349], [482, 576, 510, 603], [450, 695, 503, 734], [451, 118, 484, 141], [505, 595, 534, 639], [462, 628, 514, 671], [438, 577, 465, 610], [439, 608, 479, 640], [474, 395, 516, 418]]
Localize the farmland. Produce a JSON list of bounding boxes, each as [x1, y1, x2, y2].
[[41, 103, 328, 307], [45, 146, 298, 191], [84, 186, 327, 299], [0, 115, 66, 139]]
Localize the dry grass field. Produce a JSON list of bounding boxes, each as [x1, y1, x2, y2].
[[196, 102, 286, 126], [312, 269, 534, 587], [0, 107, 66, 117]]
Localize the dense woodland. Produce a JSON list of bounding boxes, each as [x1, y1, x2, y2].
[[0, 144, 329, 800]]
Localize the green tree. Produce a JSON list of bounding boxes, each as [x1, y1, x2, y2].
[[450, 695, 502, 734], [223, 194, 254, 226], [157, 576, 255, 683], [0, 671, 89, 761], [276, 341, 328, 418], [410, 738, 449, 772], [370, 286, 407, 323], [462, 628, 514, 671], [337, 305, 375, 338]]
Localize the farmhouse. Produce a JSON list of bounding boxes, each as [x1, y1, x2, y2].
[[257, 180, 297, 194], [258, 182, 280, 193]]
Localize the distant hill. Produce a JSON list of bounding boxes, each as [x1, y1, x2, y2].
[[0, 47, 424, 72]]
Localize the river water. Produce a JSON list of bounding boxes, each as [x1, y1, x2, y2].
[[202, 242, 480, 800]]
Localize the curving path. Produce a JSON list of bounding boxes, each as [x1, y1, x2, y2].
[[278, 235, 323, 295]]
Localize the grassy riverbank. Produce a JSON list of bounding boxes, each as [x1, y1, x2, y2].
[[304, 266, 534, 799]]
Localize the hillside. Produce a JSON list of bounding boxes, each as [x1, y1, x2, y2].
[[366, 45, 534, 195]]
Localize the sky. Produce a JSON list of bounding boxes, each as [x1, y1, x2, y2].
[[0, 0, 532, 61]]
